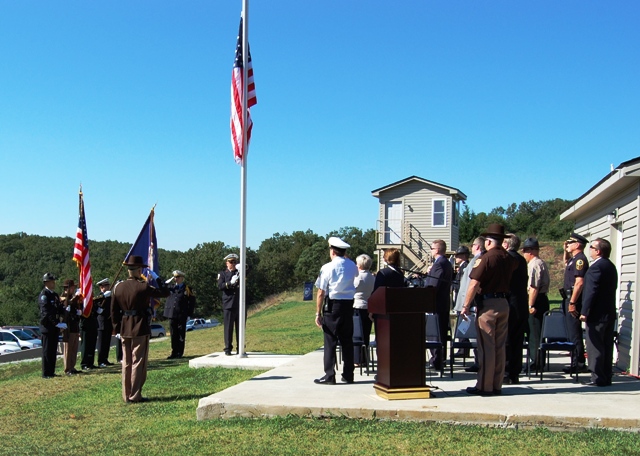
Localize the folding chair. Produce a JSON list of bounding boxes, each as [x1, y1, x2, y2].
[[425, 313, 444, 378], [449, 312, 478, 378], [537, 309, 578, 382]]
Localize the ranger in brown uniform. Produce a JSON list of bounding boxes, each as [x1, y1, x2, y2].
[[111, 255, 169, 403], [461, 224, 515, 396]]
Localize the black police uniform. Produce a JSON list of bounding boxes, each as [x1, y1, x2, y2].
[[163, 283, 196, 358], [563, 251, 589, 365], [80, 308, 99, 369], [95, 292, 113, 365], [218, 268, 241, 354], [505, 249, 529, 381], [38, 287, 62, 378]]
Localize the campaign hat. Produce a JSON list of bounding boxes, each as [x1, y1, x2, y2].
[[328, 237, 350, 249], [123, 255, 148, 268], [480, 223, 507, 240], [522, 237, 540, 250], [566, 232, 588, 246]]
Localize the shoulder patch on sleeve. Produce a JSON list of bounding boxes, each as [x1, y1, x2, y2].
[[473, 259, 482, 268], [40, 295, 47, 302], [576, 259, 584, 270]]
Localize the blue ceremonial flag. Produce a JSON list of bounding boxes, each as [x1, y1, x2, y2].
[[124, 207, 161, 308]]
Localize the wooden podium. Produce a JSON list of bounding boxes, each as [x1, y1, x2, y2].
[[369, 286, 435, 400]]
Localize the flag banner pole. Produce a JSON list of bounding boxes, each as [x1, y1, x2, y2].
[[238, 0, 249, 358], [73, 185, 94, 318]]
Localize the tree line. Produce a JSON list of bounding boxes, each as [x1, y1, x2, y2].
[[0, 198, 574, 327]]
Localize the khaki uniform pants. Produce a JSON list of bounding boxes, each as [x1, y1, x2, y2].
[[121, 335, 149, 402], [476, 298, 509, 392], [63, 333, 79, 373]]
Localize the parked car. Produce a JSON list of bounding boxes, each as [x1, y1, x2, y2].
[[186, 318, 220, 331], [2, 326, 41, 340], [150, 324, 166, 338], [0, 341, 22, 355], [0, 329, 43, 350]]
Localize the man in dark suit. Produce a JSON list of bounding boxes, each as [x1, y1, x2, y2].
[[424, 239, 453, 371], [95, 278, 114, 367], [580, 238, 618, 387], [218, 254, 241, 356], [111, 255, 169, 403], [38, 273, 64, 378], [164, 270, 196, 359]]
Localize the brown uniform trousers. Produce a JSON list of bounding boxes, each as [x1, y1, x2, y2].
[[476, 297, 510, 392], [121, 335, 150, 402], [63, 333, 79, 373]]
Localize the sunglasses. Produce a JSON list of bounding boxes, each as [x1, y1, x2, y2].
[[589, 245, 598, 250]]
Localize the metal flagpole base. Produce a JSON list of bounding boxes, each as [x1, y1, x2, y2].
[[236, 352, 248, 359]]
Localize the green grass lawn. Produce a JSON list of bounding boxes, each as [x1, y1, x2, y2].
[[1, 294, 638, 455]]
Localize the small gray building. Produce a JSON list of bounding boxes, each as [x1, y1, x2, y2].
[[371, 176, 467, 273], [560, 157, 640, 376]]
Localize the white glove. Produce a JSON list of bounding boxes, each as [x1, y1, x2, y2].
[[96, 307, 103, 314], [75, 289, 82, 296], [103, 290, 111, 297], [165, 277, 174, 284], [65, 305, 71, 312], [115, 333, 121, 339], [76, 309, 82, 316], [56, 322, 68, 330], [230, 274, 239, 285]]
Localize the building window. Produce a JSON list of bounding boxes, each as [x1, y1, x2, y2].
[[433, 199, 446, 227], [453, 200, 460, 227]]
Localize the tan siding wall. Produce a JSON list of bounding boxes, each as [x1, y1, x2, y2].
[[572, 183, 639, 374]]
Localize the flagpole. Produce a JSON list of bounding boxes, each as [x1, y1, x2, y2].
[[238, 0, 249, 358]]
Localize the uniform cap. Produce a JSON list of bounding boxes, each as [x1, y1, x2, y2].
[[224, 253, 239, 262], [522, 237, 540, 250], [328, 237, 350, 249], [172, 270, 185, 278], [566, 232, 588, 245], [42, 272, 56, 282], [97, 278, 110, 286], [455, 245, 470, 256]]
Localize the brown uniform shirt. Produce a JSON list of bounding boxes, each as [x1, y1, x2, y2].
[[111, 277, 169, 338], [469, 247, 515, 294]]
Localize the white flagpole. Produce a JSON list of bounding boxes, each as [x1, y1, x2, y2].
[[238, 0, 249, 358]]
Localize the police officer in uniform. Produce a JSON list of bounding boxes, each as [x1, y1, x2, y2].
[[111, 255, 170, 403], [38, 273, 64, 378], [61, 279, 82, 375], [562, 232, 590, 374], [80, 294, 99, 370], [314, 237, 359, 385], [95, 278, 114, 367], [164, 270, 196, 359], [218, 254, 241, 356]]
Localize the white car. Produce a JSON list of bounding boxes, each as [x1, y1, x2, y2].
[[0, 329, 43, 350], [186, 318, 220, 331], [150, 323, 166, 338], [0, 341, 22, 355]]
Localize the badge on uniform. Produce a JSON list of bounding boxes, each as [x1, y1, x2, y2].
[[576, 259, 584, 270], [473, 259, 482, 268]]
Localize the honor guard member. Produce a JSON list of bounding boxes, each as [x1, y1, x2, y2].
[[38, 273, 65, 378], [562, 232, 590, 374], [61, 279, 82, 375], [95, 278, 114, 367], [218, 254, 241, 356], [164, 270, 196, 359], [111, 255, 170, 403], [314, 237, 359, 385], [80, 291, 99, 370], [461, 224, 516, 396]]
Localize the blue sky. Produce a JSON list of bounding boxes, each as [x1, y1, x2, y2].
[[1, 1, 638, 252]]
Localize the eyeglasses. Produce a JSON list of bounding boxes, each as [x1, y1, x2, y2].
[[589, 245, 598, 250]]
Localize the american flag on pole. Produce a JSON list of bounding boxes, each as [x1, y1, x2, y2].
[[73, 187, 93, 317], [231, 17, 257, 165]]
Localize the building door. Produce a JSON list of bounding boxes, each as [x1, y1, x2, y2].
[[384, 201, 402, 244]]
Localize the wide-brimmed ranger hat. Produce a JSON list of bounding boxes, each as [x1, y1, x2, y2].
[[480, 223, 507, 240], [123, 255, 148, 268]]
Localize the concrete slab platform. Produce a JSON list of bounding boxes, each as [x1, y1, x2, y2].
[[196, 349, 640, 431], [189, 352, 302, 370]]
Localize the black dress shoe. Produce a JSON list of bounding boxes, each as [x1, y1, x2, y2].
[[340, 375, 354, 384], [224, 351, 232, 356], [314, 376, 336, 385], [493, 389, 502, 395], [466, 386, 492, 396], [503, 376, 519, 385], [167, 355, 176, 359], [465, 364, 479, 373]]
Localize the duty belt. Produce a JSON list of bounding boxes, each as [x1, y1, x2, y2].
[[123, 310, 138, 316], [482, 292, 508, 299]]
